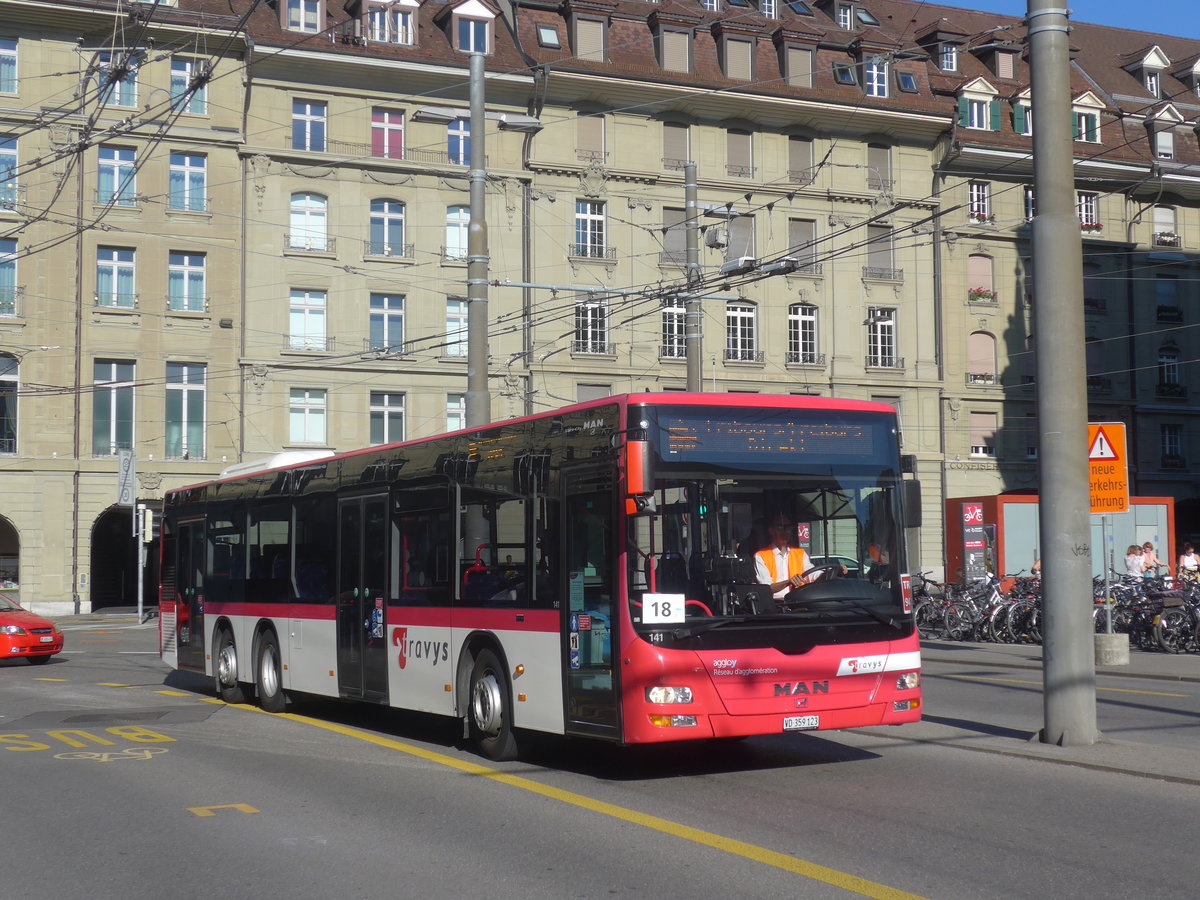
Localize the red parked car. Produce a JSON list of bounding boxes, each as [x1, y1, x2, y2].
[[0, 595, 64, 664]]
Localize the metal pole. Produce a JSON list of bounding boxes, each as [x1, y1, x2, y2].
[[684, 163, 702, 393], [1028, 0, 1098, 745], [466, 52, 490, 428], [1103, 515, 1112, 634], [136, 506, 144, 624]]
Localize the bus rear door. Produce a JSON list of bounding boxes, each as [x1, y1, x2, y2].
[[175, 518, 206, 673], [336, 494, 390, 702]]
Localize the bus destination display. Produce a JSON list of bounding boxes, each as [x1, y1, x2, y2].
[[662, 415, 878, 459]]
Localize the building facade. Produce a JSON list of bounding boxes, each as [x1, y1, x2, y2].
[[1, 0, 1197, 612]]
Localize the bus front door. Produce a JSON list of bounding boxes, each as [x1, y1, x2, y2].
[[175, 519, 206, 672], [336, 494, 390, 702], [562, 469, 619, 739]]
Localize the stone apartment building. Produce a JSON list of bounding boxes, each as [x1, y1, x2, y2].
[[1, 0, 1197, 612]]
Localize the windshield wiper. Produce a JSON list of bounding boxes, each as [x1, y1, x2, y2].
[[784, 596, 902, 629], [666, 613, 799, 639]]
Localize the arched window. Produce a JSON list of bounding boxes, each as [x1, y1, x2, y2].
[[444, 205, 469, 260], [0, 353, 16, 454], [289, 192, 328, 251], [967, 332, 997, 384], [967, 254, 995, 302], [1158, 344, 1180, 386], [369, 199, 406, 257]]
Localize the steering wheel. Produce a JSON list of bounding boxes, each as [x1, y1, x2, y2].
[[797, 563, 843, 584]]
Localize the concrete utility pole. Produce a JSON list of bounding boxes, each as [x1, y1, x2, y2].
[[466, 52, 491, 428], [1028, 1, 1099, 745], [684, 163, 703, 392]]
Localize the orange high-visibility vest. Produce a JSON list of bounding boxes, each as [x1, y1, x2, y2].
[[757, 547, 809, 582]]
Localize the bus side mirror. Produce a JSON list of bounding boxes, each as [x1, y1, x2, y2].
[[903, 480, 922, 528], [625, 440, 656, 515]]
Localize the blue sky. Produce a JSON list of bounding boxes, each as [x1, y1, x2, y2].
[[935, 2, 1200, 40]]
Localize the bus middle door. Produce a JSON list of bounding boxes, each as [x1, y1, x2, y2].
[[175, 518, 206, 673], [336, 494, 390, 702]]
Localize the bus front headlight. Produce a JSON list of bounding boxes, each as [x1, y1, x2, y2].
[[645, 686, 693, 704]]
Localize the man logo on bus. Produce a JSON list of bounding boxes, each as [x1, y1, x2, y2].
[[392, 627, 450, 670]]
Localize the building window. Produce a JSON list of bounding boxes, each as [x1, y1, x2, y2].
[[369, 293, 405, 354], [966, 98, 991, 130], [0, 38, 15, 94], [574, 298, 610, 353], [536, 25, 561, 48], [1161, 424, 1183, 464], [727, 213, 756, 261], [367, 1, 415, 44], [787, 303, 818, 364], [371, 108, 405, 159], [447, 118, 470, 165], [836, 2, 853, 29], [289, 192, 328, 251], [457, 17, 490, 53], [725, 302, 759, 362], [447, 393, 466, 432], [1074, 111, 1099, 142], [576, 112, 605, 162], [968, 182, 992, 222], [865, 224, 895, 276], [1153, 205, 1178, 245], [96, 247, 135, 308], [168, 152, 206, 211], [662, 122, 690, 170], [285, 0, 321, 33], [867, 143, 890, 190], [866, 307, 896, 367], [658, 29, 690, 73], [98, 145, 137, 206], [1153, 127, 1174, 160], [661, 299, 685, 359], [369, 199, 406, 257], [575, 18, 606, 62], [702, 0, 719, 9], [0, 354, 15, 453], [726, 128, 754, 178], [98, 51, 139, 108], [1159, 346, 1180, 386], [0, 135, 14, 206], [967, 332, 997, 384], [289, 289, 327, 351], [1024, 185, 1036, 221], [289, 388, 326, 444], [1156, 274, 1181, 321], [941, 43, 958, 72], [788, 218, 816, 266], [445, 298, 468, 356], [896, 70, 918, 93], [969, 412, 997, 457], [92, 360, 135, 455], [445, 205, 469, 260], [170, 57, 207, 114], [574, 199, 606, 257], [785, 46, 813, 88], [165, 363, 206, 459], [788, 136, 813, 182], [292, 100, 327, 151], [967, 254, 995, 302], [0, 238, 15, 316], [833, 64, 857, 85], [168, 252, 206, 312], [995, 51, 1015, 80], [369, 392, 405, 445], [1014, 102, 1032, 135], [864, 60, 888, 97], [1076, 192, 1099, 227], [760, 0, 778, 17], [724, 39, 753, 81], [1145, 70, 1160, 97]]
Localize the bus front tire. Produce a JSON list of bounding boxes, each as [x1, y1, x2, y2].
[[214, 627, 245, 704], [256, 631, 286, 713], [468, 649, 518, 761]]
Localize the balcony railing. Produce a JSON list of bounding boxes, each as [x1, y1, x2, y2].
[[1162, 454, 1187, 470], [967, 289, 997, 304], [285, 336, 334, 352], [1152, 232, 1181, 248], [324, 139, 475, 167], [94, 293, 139, 309], [786, 351, 825, 365], [724, 348, 765, 363], [0, 285, 23, 316], [866, 355, 905, 369], [94, 189, 138, 207], [789, 168, 816, 185], [0, 436, 15, 454], [570, 244, 617, 260], [658, 250, 687, 266], [1086, 375, 1112, 393], [166, 296, 210, 314], [441, 246, 467, 262], [863, 266, 903, 281], [363, 338, 411, 356], [1157, 305, 1183, 323], [1083, 296, 1107, 312], [0, 183, 27, 211], [967, 372, 998, 385], [573, 339, 614, 355], [662, 157, 690, 172], [576, 149, 608, 164], [726, 164, 756, 179], [285, 234, 336, 253], [867, 175, 893, 192], [1156, 382, 1189, 399], [364, 240, 414, 259], [792, 261, 823, 276], [659, 344, 686, 359]]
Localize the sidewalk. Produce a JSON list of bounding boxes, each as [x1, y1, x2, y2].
[[863, 637, 1200, 787]]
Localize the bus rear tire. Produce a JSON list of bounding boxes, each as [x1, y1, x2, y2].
[[256, 631, 287, 713], [468, 648, 518, 761], [214, 627, 245, 704]]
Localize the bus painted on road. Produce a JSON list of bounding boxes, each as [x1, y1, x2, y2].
[[159, 393, 921, 758]]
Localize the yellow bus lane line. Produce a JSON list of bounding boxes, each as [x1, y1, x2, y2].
[[927, 672, 1188, 698], [203, 702, 926, 900]]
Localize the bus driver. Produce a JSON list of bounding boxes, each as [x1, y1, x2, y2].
[[755, 514, 812, 601]]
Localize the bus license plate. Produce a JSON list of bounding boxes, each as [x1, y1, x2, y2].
[[783, 715, 819, 731]]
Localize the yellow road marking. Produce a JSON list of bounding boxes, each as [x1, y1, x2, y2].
[[928, 672, 1187, 698], [154, 690, 192, 697], [211, 704, 925, 900], [97, 682, 133, 688], [188, 804, 260, 817], [34, 677, 68, 682]]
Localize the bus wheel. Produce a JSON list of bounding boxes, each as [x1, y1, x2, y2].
[[256, 631, 287, 713], [214, 628, 245, 704], [468, 649, 518, 761]]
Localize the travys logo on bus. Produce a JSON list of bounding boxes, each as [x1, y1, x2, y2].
[[391, 627, 449, 670], [837, 655, 887, 676]]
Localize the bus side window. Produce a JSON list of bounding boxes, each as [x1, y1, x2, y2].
[[397, 510, 451, 607], [533, 497, 560, 610]]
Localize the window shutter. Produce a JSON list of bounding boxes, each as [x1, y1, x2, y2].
[[866, 224, 891, 268], [1153, 205, 1174, 232], [1155, 128, 1173, 158], [662, 207, 687, 257], [968, 254, 993, 292], [726, 39, 752, 80], [788, 219, 814, 260], [1071, 113, 1079, 139], [577, 113, 604, 153], [867, 144, 890, 188], [989, 100, 1001, 131], [786, 47, 813, 87], [663, 122, 688, 162], [969, 412, 997, 450], [996, 52, 1014, 80], [1012, 103, 1026, 133], [577, 19, 604, 62], [727, 129, 751, 169], [662, 31, 689, 73], [957, 96, 969, 127], [788, 136, 812, 174], [727, 214, 755, 257], [967, 333, 996, 376]]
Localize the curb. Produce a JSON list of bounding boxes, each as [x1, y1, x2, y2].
[[925, 652, 1200, 684]]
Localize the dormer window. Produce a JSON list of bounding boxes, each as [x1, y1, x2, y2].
[[575, 18, 606, 63], [864, 58, 888, 97], [283, 0, 322, 33], [723, 38, 754, 81], [833, 63, 857, 85], [1146, 70, 1160, 97], [940, 43, 958, 72], [451, 0, 496, 54], [836, 3, 853, 29], [760, 0, 778, 17], [855, 8, 879, 26], [1074, 111, 1099, 142], [366, 0, 416, 45], [895, 70, 918, 93], [785, 0, 813, 13], [537, 25, 561, 48]]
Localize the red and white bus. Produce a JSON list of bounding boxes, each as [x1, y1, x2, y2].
[[159, 393, 921, 758]]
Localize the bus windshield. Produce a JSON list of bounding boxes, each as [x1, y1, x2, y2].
[[626, 467, 908, 645]]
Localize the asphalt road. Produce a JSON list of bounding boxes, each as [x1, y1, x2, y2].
[[4, 620, 1198, 899]]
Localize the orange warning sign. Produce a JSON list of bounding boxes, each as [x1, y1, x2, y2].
[[1088, 422, 1128, 514]]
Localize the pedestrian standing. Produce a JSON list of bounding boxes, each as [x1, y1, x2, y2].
[[1141, 542, 1166, 578], [1178, 543, 1199, 584], [1124, 545, 1145, 578]]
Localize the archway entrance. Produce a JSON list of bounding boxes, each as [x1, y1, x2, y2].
[[90, 507, 136, 611], [0, 515, 19, 600]]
